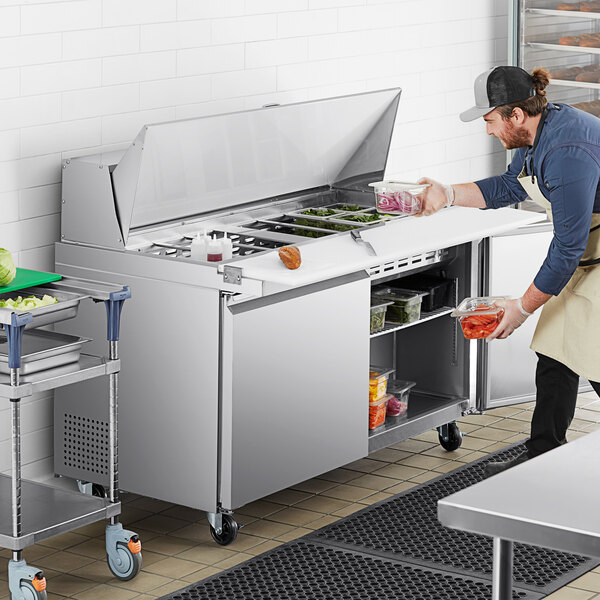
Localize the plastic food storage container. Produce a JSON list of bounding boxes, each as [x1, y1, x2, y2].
[[371, 287, 427, 324], [369, 395, 387, 430], [451, 296, 507, 339], [370, 299, 393, 334], [368, 181, 428, 215], [369, 366, 393, 401], [385, 380, 416, 418], [394, 274, 453, 312]]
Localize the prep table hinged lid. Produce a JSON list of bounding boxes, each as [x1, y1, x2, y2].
[[61, 89, 401, 248]]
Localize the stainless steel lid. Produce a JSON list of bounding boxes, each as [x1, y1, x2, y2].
[[109, 88, 401, 242]]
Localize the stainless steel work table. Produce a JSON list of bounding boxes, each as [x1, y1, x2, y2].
[[438, 430, 600, 600]]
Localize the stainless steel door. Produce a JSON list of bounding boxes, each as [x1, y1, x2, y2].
[[485, 224, 553, 408], [220, 272, 370, 510]]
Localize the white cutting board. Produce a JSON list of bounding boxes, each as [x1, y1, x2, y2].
[[234, 207, 547, 290]]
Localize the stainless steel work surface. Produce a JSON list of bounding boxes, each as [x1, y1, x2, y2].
[[438, 430, 600, 558], [0, 475, 119, 550]]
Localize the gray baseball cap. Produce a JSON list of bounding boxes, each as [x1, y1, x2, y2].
[[460, 66, 536, 122]]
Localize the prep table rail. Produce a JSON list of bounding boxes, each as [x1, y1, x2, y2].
[[0, 276, 141, 600]]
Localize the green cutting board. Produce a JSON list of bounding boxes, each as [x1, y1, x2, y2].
[[0, 268, 62, 294]]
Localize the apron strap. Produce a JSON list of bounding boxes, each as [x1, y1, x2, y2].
[[579, 257, 600, 267], [527, 106, 551, 183], [589, 223, 600, 234]]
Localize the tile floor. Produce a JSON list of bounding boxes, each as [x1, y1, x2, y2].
[[3, 390, 600, 600]]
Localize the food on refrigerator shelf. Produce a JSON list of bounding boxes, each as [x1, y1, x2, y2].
[[369, 300, 392, 334], [369, 396, 387, 430], [371, 287, 425, 324], [369, 368, 391, 401], [278, 245, 302, 270], [581, 0, 600, 11], [0, 248, 16, 286], [339, 204, 363, 211], [556, 1, 580, 8], [386, 394, 408, 418], [0, 294, 58, 310]]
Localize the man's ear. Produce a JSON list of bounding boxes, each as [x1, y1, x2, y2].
[[511, 107, 526, 124]]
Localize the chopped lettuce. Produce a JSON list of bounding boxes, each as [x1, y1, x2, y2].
[[0, 294, 58, 310]]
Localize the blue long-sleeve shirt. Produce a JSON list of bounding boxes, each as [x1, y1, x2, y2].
[[475, 103, 600, 295]]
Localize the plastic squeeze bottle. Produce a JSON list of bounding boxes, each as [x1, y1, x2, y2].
[[207, 235, 223, 262], [221, 233, 233, 260], [191, 230, 208, 260]]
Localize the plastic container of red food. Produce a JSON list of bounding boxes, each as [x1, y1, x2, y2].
[[369, 395, 387, 430], [368, 181, 429, 215], [385, 379, 415, 418], [451, 297, 507, 339]]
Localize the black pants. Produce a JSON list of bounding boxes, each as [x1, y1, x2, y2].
[[525, 353, 600, 457]]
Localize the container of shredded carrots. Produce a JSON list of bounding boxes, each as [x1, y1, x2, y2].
[[451, 297, 507, 339]]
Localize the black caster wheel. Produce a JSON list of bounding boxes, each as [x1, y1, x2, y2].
[[91, 483, 107, 498], [438, 422, 463, 451], [15, 580, 47, 600], [107, 541, 143, 581], [210, 514, 239, 546]]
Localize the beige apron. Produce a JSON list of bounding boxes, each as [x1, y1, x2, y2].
[[517, 166, 600, 381]]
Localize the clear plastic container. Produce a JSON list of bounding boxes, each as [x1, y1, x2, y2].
[[370, 299, 393, 334], [394, 274, 453, 312], [369, 366, 393, 401], [371, 287, 426, 324], [368, 181, 428, 215], [369, 395, 387, 430], [385, 379, 416, 418], [451, 296, 507, 339]]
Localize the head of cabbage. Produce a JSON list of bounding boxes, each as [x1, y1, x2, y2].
[[0, 248, 16, 286]]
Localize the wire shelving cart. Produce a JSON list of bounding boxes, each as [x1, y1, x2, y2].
[[0, 276, 141, 600]]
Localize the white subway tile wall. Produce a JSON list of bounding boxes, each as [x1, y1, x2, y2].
[[0, 0, 507, 476]]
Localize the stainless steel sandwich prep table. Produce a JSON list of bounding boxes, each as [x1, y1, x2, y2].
[[0, 277, 141, 599], [55, 89, 545, 545]]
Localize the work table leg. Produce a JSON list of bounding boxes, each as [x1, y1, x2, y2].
[[492, 537, 513, 600]]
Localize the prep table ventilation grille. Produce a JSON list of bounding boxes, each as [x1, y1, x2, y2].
[[159, 541, 538, 600], [62, 414, 109, 475], [310, 444, 595, 592]]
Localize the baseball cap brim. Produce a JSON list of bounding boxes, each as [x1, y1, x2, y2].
[[459, 105, 494, 122]]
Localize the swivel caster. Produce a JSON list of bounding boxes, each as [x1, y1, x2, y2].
[[437, 421, 463, 451], [8, 560, 47, 600], [106, 523, 142, 581], [208, 513, 239, 546]]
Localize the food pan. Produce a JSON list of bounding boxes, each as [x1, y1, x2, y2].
[[0, 286, 89, 328], [0, 329, 91, 374]]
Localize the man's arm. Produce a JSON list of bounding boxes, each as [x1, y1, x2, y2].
[[416, 180, 486, 215]]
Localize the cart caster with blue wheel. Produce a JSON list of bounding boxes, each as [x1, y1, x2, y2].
[[8, 559, 47, 600], [437, 421, 463, 451], [208, 512, 239, 546], [106, 523, 142, 581]]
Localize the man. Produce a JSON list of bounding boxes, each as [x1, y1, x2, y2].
[[418, 66, 600, 476]]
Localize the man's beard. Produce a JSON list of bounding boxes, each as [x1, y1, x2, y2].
[[499, 120, 531, 149]]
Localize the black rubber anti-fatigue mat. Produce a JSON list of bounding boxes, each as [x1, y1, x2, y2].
[[309, 443, 600, 594], [159, 540, 543, 600]]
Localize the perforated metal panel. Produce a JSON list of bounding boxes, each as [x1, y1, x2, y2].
[[62, 413, 109, 476], [311, 444, 599, 593], [159, 542, 542, 600]]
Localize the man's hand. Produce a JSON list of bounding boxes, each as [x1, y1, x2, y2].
[[415, 177, 453, 216], [486, 298, 531, 341]]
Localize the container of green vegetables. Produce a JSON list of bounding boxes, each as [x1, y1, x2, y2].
[[370, 299, 393, 334], [371, 287, 428, 325]]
